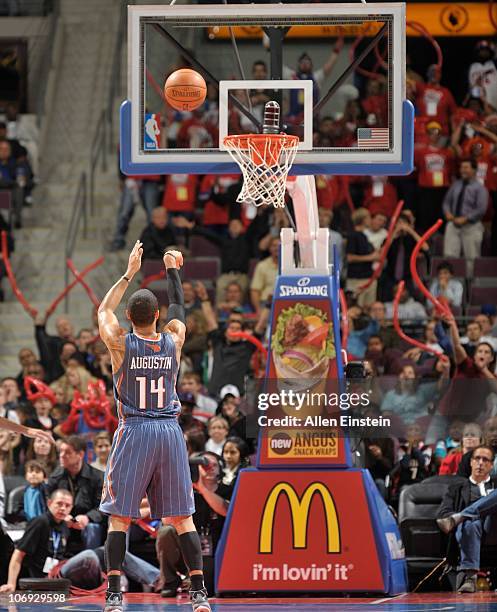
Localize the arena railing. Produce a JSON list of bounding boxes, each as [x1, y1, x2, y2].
[[35, 0, 60, 126]]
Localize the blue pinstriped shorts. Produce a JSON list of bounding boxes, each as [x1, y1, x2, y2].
[[100, 418, 195, 519]]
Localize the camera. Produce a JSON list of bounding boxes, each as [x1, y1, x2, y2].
[[345, 361, 368, 380], [189, 455, 209, 483]]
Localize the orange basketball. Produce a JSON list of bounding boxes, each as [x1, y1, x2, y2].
[[164, 69, 207, 112]]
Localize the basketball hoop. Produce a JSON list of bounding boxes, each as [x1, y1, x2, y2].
[[223, 101, 299, 208]]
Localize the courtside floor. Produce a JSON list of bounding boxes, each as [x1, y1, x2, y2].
[[3, 593, 497, 611]]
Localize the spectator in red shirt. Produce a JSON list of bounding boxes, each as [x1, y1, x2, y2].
[[459, 126, 497, 231], [336, 100, 366, 147], [438, 312, 497, 423], [361, 79, 388, 127], [315, 174, 346, 210], [415, 65, 457, 137], [161, 174, 198, 220], [363, 176, 398, 218], [461, 137, 496, 189], [176, 111, 217, 149], [414, 120, 455, 232], [199, 174, 241, 234]]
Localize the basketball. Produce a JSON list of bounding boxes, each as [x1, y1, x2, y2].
[[164, 68, 207, 112]]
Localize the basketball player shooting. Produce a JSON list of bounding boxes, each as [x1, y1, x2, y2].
[[97, 241, 211, 612]]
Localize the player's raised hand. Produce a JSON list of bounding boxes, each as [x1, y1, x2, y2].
[[125, 240, 143, 279], [163, 249, 183, 270]]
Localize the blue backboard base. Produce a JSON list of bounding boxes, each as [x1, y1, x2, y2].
[[120, 99, 414, 177]]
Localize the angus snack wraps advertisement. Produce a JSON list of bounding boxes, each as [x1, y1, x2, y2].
[[258, 278, 349, 467], [271, 301, 336, 385]]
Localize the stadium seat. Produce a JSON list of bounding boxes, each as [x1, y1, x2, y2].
[[466, 305, 484, 318], [190, 235, 221, 257], [142, 260, 164, 278], [429, 257, 466, 278], [472, 258, 497, 287], [449, 305, 462, 317], [183, 257, 220, 280], [398, 476, 458, 590], [432, 233, 445, 257], [470, 286, 497, 306], [474, 258, 497, 277], [3, 476, 27, 525], [398, 475, 497, 591], [5, 485, 26, 523]]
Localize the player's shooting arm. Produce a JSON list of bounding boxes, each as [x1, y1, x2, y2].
[[162, 250, 186, 347], [98, 241, 143, 349]]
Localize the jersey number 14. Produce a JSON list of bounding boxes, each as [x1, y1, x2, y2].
[[136, 376, 166, 409]]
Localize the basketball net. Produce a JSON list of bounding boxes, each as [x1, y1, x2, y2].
[[223, 101, 299, 208]]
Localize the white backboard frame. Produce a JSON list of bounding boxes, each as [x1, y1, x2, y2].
[[219, 80, 313, 151], [125, 3, 408, 173]]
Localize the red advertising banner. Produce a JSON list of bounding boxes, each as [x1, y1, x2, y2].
[[216, 470, 387, 592]]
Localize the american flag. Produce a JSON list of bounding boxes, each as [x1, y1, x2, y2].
[[357, 127, 390, 148]]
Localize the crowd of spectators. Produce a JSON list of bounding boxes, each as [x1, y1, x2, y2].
[[3, 39, 497, 596]]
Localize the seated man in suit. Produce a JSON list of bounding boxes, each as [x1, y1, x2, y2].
[[436, 445, 497, 593]]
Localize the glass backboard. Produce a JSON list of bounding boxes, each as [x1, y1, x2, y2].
[[121, 3, 413, 176]]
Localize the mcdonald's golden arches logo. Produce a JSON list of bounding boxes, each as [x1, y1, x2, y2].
[[259, 482, 341, 554]]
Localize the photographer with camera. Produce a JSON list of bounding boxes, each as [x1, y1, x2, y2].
[[156, 452, 233, 597]]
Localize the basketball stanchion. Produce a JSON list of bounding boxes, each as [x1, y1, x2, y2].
[[216, 98, 407, 596]]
